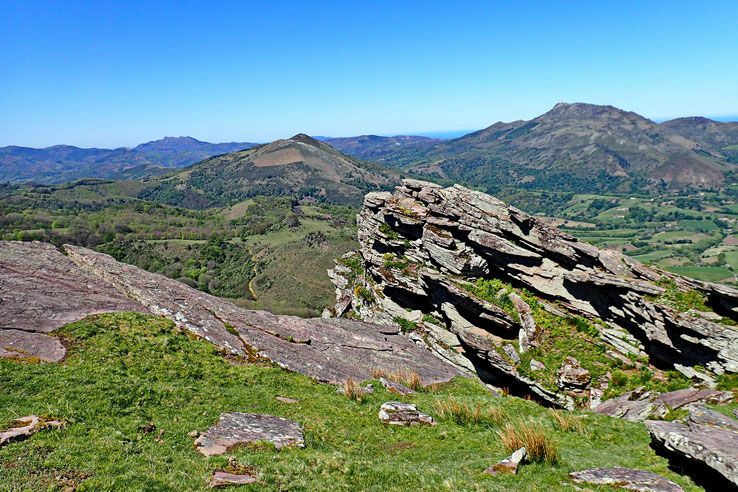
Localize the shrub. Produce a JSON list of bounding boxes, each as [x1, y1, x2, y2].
[[611, 371, 628, 387], [548, 409, 589, 436]]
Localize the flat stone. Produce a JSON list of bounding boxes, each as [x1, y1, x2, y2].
[[486, 447, 526, 475], [0, 241, 149, 361], [63, 245, 460, 385], [0, 415, 65, 447], [194, 413, 304, 456], [210, 471, 258, 488], [646, 419, 738, 486], [379, 377, 416, 395], [556, 356, 590, 389], [530, 358, 546, 372], [275, 396, 299, 404], [686, 405, 738, 432], [378, 401, 435, 426], [569, 467, 684, 492], [593, 388, 733, 422]]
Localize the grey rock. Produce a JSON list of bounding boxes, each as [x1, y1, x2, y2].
[[379, 377, 416, 395], [194, 413, 304, 456], [328, 180, 738, 408], [593, 387, 733, 422], [647, 419, 738, 486], [503, 344, 521, 364], [556, 356, 591, 389], [0, 415, 65, 447], [210, 471, 258, 487], [686, 405, 738, 432], [378, 401, 435, 426], [485, 446, 526, 475], [569, 467, 684, 492], [529, 358, 546, 372]]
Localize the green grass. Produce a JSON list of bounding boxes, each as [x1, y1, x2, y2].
[[0, 313, 705, 491], [666, 266, 734, 282]]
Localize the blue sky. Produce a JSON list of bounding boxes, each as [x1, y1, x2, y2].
[[1, 0, 737, 148]]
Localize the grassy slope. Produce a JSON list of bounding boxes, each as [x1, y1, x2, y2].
[[0, 313, 712, 491]]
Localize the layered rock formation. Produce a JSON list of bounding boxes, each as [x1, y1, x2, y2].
[[328, 180, 738, 408], [0, 241, 459, 385]]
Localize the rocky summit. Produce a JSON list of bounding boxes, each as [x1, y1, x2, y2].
[[327, 179, 738, 409], [0, 240, 459, 385]]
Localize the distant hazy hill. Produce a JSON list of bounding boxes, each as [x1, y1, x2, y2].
[[0, 137, 257, 184], [324, 135, 443, 163], [344, 103, 738, 193], [139, 134, 400, 208]]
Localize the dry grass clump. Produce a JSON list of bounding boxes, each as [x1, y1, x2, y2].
[[497, 422, 558, 464], [432, 398, 509, 426], [548, 409, 590, 436], [372, 367, 422, 391], [341, 379, 363, 400]]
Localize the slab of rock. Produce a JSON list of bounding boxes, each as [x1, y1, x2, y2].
[[0, 415, 65, 447], [210, 471, 258, 488], [194, 413, 304, 456], [0, 241, 149, 361], [686, 405, 738, 432], [569, 467, 684, 492], [646, 418, 738, 486], [529, 358, 546, 372], [379, 377, 416, 395], [378, 401, 435, 426], [485, 447, 526, 475], [556, 356, 590, 389], [62, 245, 460, 385], [594, 387, 733, 422], [275, 396, 299, 404]]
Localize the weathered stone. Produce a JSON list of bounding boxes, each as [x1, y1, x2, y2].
[[210, 471, 258, 487], [569, 467, 684, 492], [328, 180, 738, 408], [0, 241, 150, 361], [379, 377, 416, 395], [556, 356, 590, 389], [378, 401, 435, 426], [194, 413, 304, 456], [275, 397, 299, 404], [647, 418, 738, 486], [0, 415, 65, 447], [0, 240, 461, 385], [593, 388, 733, 422], [686, 405, 738, 432], [503, 344, 521, 364], [485, 447, 526, 475], [529, 358, 546, 372]]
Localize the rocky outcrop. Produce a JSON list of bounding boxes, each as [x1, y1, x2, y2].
[[0, 241, 460, 386], [378, 402, 435, 426], [328, 180, 738, 407], [646, 408, 738, 487], [0, 241, 149, 361], [485, 447, 526, 475], [194, 413, 304, 456], [593, 387, 733, 422], [569, 467, 684, 492]]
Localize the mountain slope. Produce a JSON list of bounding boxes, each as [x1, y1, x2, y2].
[[139, 134, 400, 208], [0, 137, 257, 184], [361, 103, 738, 193], [324, 135, 443, 163]]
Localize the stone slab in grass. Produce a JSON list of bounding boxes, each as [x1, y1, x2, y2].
[[0, 415, 65, 447], [210, 471, 258, 488], [194, 413, 304, 456], [569, 467, 684, 492], [378, 401, 435, 426]]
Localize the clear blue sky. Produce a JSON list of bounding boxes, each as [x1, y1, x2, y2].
[[2, 0, 737, 148]]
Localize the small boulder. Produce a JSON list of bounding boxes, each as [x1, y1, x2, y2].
[[556, 356, 590, 389], [485, 447, 526, 475], [378, 402, 435, 426], [529, 358, 546, 372], [275, 396, 299, 404], [503, 344, 521, 364], [210, 471, 258, 488], [569, 467, 684, 492], [0, 415, 64, 447], [379, 377, 416, 395], [194, 413, 304, 456]]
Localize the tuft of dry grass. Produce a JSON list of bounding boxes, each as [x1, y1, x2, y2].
[[548, 409, 590, 436], [341, 379, 363, 400], [432, 398, 509, 426], [497, 422, 558, 464], [373, 367, 422, 391]]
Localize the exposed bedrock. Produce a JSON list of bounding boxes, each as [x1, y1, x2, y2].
[[0, 241, 459, 385], [328, 180, 738, 407]]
